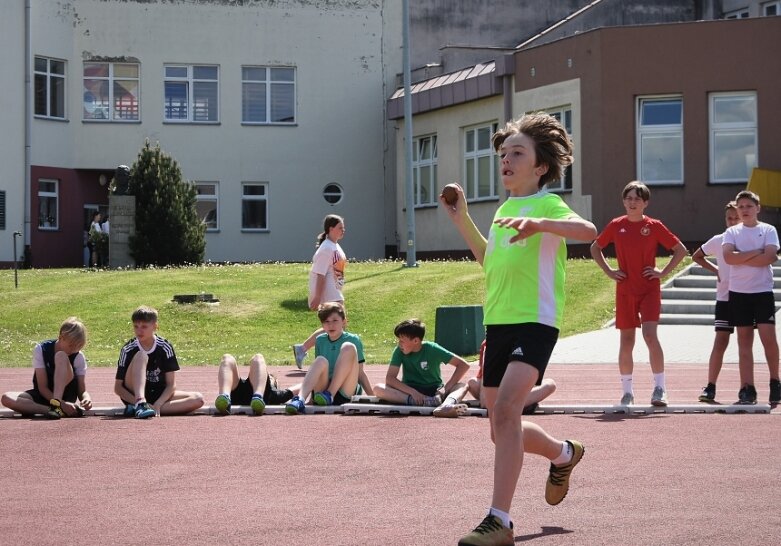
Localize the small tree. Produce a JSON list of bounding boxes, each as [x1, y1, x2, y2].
[[127, 141, 206, 266]]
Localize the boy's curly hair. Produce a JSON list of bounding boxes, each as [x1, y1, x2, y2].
[[492, 112, 574, 189]]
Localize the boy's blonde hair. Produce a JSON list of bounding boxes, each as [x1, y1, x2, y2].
[[131, 305, 159, 323], [725, 200, 738, 211], [317, 301, 346, 323], [59, 317, 87, 347], [491, 112, 574, 188]]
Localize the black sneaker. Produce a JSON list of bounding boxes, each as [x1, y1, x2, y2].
[[698, 383, 716, 402], [736, 384, 757, 405], [769, 379, 781, 404]]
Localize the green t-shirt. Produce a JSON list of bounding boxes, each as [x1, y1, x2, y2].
[[389, 341, 454, 389], [483, 191, 576, 328], [315, 331, 365, 378]]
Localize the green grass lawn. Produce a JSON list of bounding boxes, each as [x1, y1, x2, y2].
[[0, 258, 681, 367]]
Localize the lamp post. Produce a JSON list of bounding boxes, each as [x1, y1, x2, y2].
[[13, 231, 22, 288]]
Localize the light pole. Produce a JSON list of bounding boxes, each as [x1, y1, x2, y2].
[[402, 0, 417, 267], [13, 231, 22, 288]]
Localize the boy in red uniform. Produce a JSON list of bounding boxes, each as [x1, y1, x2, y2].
[[591, 181, 688, 406]]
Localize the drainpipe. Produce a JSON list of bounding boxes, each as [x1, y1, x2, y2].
[[24, 0, 32, 265], [496, 53, 515, 123]]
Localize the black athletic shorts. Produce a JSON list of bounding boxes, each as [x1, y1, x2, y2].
[[27, 379, 79, 405], [483, 323, 559, 388], [230, 376, 293, 405], [714, 300, 734, 333], [728, 291, 776, 327]]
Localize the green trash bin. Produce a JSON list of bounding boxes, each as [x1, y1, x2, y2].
[[434, 305, 484, 356]]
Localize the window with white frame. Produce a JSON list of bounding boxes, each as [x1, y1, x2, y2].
[[547, 107, 574, 192], [724, 8, 749, 18], [763, 1, 780, 15], [242, 66, 296, 124], [195, 183, 219, 230], [464, 123, 499, 200], [636, 96, 683, 185], [710, 92, 757, 183], [34, 57, 65, 119], [242, 183, 268, 230], [83, 62, 140, 121], [413, 135, 437, 206], [164, 65, 219, 122], [38, 179, 59, 229]]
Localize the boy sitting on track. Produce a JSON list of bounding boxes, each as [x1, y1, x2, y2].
[[114, 305, 204, 419], [285, 301, 372, 414], [214, 353, 300, 415], [1, 317, 92, 419], [373, 318, 471, 418]]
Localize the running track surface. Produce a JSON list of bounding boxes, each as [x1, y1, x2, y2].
[[1, 363, 779, 545]]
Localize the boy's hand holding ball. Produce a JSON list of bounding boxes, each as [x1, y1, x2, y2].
[[440, 184, 459, 206]]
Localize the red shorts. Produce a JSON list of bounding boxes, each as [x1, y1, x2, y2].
[[615, 288, 661, 329]]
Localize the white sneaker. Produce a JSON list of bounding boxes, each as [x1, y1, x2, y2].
[[651, 387, 668, 407], [433, 403, 468, 418], [292, 344, 307, 369]]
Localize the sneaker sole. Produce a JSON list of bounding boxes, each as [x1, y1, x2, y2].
[[651, 399, 668, 407], [433, 403, 468, 418]]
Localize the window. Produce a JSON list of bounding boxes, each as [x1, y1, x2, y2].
[[83, 62, 140, 121], [34, 56, 65, 119], [195, 183, 219, 230], [323, 183, 343, 204], [547, 107, 574, 192], [164, 65, 219, 122], [710, 92, 757, 183], [412, 135, 437, 206], [38, 179, 59, 229], [763, 1, 780, 16], [636, 96, 683, 184], [242, 66, 296, 124], [464, 123, 499, 200], [724, 8, 749, 18], [242, 183, 268, 230]]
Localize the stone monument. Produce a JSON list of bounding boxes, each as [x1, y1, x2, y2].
[[109, 165, 136, 268]]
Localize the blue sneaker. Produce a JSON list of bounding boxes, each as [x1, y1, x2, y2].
[[123, 403, 136, 417], [214, 394, 232, 415], [135, 401, 156, 419], [313, 390, 333, 406], [250, 394, 266, 415], [285, 396, 305, 415]]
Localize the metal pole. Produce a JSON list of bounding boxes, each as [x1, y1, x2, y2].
[[402, 0, 417, 267], [13, 231, 22, 288]]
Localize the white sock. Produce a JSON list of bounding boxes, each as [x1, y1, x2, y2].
[[488, 507, 511, 528], [444, 396, 458, 406], [653, 372, 665, 389], [620, 374, 633, 395], [551, 441, 572, 466]]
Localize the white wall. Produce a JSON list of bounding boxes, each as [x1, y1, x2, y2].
[[0, 0, 26, 263], [27, 0, 402, 262]]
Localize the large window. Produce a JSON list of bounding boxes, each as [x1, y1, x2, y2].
[[164, 65, 219, 122], [464, 123, 499, 200], [34, 56, 65, 119], [547, 107, 574, 192], [242, 66, 296, 124], [636, 96, 683, 185], [38, 179, 59, 230], [763, 1, 780, 15], [83, 62, 140, 121], [412, 135, 437, 206], [710, 92, 757, 183], [195, 183, 219, 230], [242, 183, 268, 230]]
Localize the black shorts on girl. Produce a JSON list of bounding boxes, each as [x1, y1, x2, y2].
[[483, 323, 559, 388]]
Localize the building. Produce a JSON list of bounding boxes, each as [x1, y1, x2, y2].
[[388, 3, 781, 257], [0, 0, 401, 267]]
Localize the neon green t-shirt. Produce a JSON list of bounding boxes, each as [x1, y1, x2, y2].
[[483, 191, 577, 328], [315, 331, 365, 378], [389, 341, 455, 389]]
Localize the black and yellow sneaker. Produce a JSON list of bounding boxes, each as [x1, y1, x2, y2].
[[458, 514, 513, 546], [545, 440, 585, 505], [47, 398, 65, 420]]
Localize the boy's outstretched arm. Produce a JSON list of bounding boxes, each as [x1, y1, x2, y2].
[[439, 183, 488, 265], [495, 215, 597, 243], [77, 376, 92, 410], [443, 355, 470, 393]]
